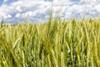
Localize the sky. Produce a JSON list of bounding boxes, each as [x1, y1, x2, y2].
[[0, 0, 100, 23]]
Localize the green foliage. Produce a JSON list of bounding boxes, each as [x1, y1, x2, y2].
[[0, 19, 100, 67]]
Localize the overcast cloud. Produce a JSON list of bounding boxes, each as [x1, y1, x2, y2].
[[0, 0, 100, 23]]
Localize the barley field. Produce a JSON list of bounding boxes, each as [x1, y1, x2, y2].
[[0, 19, 100, 67]]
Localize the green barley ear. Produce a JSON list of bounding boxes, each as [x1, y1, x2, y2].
[[0, 19, 4, 28], [0, 19, 100, 67]]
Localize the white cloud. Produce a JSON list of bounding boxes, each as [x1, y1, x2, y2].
[[22, 11, 33, 18], [95, 4, 100, 12], [0, 0, 51, 21], [80, 0, 97, 5], [15, 13, 21, 18], [0, 0, 100, 22]]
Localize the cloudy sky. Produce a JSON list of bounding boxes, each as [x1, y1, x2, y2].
[[0, 0, 100, 23]]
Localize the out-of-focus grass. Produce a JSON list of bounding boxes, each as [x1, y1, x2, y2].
[[0, 19, 100, 67]]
